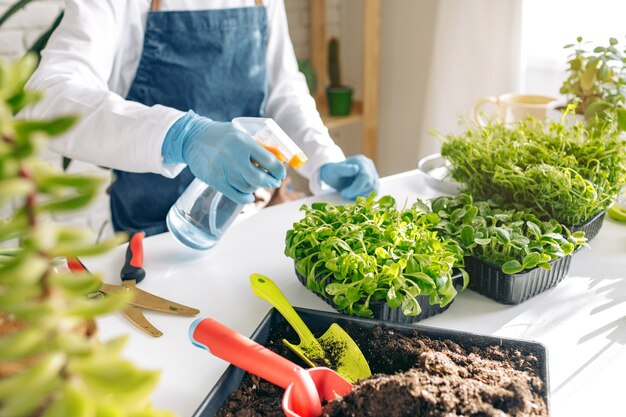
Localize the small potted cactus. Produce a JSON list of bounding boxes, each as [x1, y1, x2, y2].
[[326, 37, 353, 116]]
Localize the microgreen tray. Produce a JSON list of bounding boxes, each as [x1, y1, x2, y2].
[[465, 255, 572, 305], [295, 269, 463, 324], [567, 210, 605, 242], [191, 307, 550, 417]]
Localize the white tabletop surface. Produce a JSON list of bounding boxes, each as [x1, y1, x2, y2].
[[87, 169, 626, 417]]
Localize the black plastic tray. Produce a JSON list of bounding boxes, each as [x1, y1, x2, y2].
[[567, 210, 605, 242], [465, 254, 572, 305], [295, 269, 464, 323], [192, 307, 550, 417]]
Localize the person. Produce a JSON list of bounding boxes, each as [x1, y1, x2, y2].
[[21, 0, 379, 237]]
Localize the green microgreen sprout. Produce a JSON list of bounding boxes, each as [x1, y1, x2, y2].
[[285, 194, 468, 318], [437, 117, 626, 226], [430, 194, 588, 274]]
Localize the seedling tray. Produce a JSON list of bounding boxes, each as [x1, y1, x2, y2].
[[465, 254, 572, 305], [294, 269, 464, 323], [567, 210, 605, 242], [192, 307, 550, 417]]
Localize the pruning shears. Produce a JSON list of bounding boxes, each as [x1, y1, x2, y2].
[[68, 232, 199, 337]]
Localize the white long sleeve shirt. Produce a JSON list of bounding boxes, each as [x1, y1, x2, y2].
[[21, 0, 345, 194]]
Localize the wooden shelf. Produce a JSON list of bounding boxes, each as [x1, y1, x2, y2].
[[316, 98, 363, 130], [310, 0, 380, 162]]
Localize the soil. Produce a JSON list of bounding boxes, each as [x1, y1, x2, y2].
[[215, 322, 548, 417]]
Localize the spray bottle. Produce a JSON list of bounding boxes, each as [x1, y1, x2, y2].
[[166, 117, 308, 250]]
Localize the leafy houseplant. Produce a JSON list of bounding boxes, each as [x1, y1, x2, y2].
[[430, 194, 587, 275], [0, 57, 173, 417], [326, 37, 353, 116], [438, 117, 626, 228], [284, 194, 468, 319], [560, 36, 626, 130]]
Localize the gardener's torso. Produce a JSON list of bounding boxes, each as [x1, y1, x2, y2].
[[109, 0, 268, 235]]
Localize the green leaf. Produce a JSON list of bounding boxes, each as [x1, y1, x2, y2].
[[0, 178, 35, 200], [522, 252, 541, 270], [66, 291, 132, 318], [42, 382, 93, 417], [501, 260, 523, 274], [51, 271, 102, 296], [14, 116, 77, 138], [460, 225, 474, 247], [617, 107, 626, 131], [474, 237, 491, 245], [0, 327, 45, 361], [70, 358, 160, 404], [0, 254, 47, 286], [50, 233, 127, 257], [0, 353, 64, 399], [494, 227, 511, 244]]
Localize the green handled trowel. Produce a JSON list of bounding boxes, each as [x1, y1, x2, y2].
[[250, 273, 371, 383]]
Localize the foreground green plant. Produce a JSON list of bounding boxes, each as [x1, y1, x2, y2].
[[0, 56, 173, 417], [438, 118, 626, 226], [285, 194, 468, 318], [430, 194, 587, 275]]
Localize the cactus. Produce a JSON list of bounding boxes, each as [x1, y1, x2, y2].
[[328, 37, 342, 88]]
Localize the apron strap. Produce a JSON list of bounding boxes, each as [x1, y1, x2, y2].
[[151, 0, 261, 10]]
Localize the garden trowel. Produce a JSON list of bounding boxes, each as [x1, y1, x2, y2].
[[250, 273, 371, 383]]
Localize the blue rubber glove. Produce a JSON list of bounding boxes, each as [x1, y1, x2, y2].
[[319, 155, 380, 200], [162, 111, 286, 204]]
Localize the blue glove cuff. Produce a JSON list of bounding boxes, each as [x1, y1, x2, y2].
[[162, 110, 203, 165]]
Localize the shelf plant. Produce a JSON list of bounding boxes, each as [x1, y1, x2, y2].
[[0, 56, 172, 417], [429, 194, 587, 274], [326, 37, 353, 116], [284, 194, 468, 318], [560, 36, 626, 130], [437, 117, 626, 227]]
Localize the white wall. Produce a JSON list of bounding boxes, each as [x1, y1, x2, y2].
[[0, 0, 63, 58], [377, 0, 438, 176]]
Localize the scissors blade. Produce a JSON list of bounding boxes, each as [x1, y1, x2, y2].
[[121, 305, 163, 338], [99, 282, 199, 316]]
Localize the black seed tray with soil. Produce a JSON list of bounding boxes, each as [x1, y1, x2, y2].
[[192, 307, 549, 417], [295, 268, 465, 324]]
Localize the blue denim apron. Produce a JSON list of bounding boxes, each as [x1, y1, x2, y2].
[[110, 1, 267, 236]]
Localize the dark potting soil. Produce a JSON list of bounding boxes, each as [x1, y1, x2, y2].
[[215, 322, 548, 417]]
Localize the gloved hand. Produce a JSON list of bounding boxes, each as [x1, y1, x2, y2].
[[319, 155, 379, 200], [162, 111, 286, 204]]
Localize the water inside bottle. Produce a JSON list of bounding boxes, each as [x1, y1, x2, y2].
[[167, 186, 243, 250]]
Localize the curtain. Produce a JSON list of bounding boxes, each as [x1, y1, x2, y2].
[[418, 0, 523, 158]]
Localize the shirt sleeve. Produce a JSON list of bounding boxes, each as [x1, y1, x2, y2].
[[19, 0, 186, 177], [263, 0, 346, 195]]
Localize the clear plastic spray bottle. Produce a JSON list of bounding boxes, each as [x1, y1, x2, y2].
[[166, 117, 308, 250]]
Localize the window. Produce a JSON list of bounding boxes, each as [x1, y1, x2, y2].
[[521, 0, 626, 97]]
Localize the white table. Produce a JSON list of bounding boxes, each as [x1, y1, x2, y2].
[[87, 170, 626, 417]]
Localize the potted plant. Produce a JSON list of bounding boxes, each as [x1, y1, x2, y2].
[[284, 194, 468, 322], [326, 37, 353, 116], [430, 194, 587, 304], [297, 58, 318, 96], [0, 56, 172, 417], [560, 36, 626, 130], [437, 117, 626, 240]]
